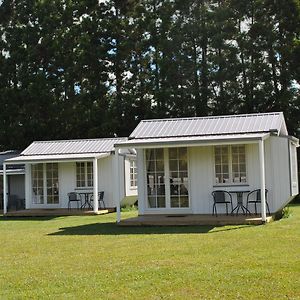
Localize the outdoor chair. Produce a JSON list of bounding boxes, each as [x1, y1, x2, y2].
[[67, 192, 82, 210], [212, 190, 233, 216], [90, 191, 105, 210], [246, 189, 270, 215]]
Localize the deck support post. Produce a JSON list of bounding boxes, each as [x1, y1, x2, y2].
[[93, 158, 99, 213], [3, 163, 8, 214], [114, 148, 121, 223], [259, 139, 267, 223]]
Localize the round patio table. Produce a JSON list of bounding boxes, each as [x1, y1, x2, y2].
[[229, 190, 251, 215], [79, 192, 93, 210]]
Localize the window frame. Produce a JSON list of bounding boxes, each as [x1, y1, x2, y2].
[[76, 161, 93, 189], [129, 159, 138, 189], [213, 145, 248, 186]]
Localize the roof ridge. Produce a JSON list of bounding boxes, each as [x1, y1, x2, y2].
[[139, 112, 283, 123]]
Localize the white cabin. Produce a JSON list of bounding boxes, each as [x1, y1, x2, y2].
[[3, 138, 137, 214], [115, 112, 299, 222]]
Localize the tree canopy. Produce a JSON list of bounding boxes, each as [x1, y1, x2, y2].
[[0, 0, 299, 150]]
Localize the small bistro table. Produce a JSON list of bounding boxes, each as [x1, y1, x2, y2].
[[79, 192, 93, 210], [229, 190, 251, 215]]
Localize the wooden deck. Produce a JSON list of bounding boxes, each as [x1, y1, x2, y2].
[[4, 208, 115, 217], [119, 214, 273, 226]]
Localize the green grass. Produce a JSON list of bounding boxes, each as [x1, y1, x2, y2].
[[1, 205, 300, 299]]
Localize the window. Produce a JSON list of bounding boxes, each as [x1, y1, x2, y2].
[[145, 148, 189, 209], [32, 163, 59, 204], [214, 145, 247, 184], [76, 162, 93, 188], [129, 160, 137, 188]]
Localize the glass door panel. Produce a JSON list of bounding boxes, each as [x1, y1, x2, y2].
[[146, 149, 166, 208], [32, 164, 44, 204], [46, 163, 59, 204], [169, 148, 189, 208]]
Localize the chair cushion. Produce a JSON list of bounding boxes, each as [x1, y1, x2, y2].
[[215, 192, 226, 203]]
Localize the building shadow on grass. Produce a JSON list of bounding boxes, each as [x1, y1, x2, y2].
[[0, 216, 58, 221], [48, 222, 254, 236]]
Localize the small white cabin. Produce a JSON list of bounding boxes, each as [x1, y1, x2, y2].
[[115, 112, 299, 222], [2, 138, 137, 214]]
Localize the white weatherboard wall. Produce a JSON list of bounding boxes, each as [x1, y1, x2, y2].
[[59, 162, 76, 208], [189, 144, 259, 215], [267, 136, 295, 209], [24, 155, 127, 209], [137, 137, 295, 216], [124, 157, 138, 196], [99, 155, 124, 208], [290, 141, 299, 196]]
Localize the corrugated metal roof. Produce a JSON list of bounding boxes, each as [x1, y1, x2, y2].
[[6, 153, 110, 163], [116, 133, 270, 148], [130, 112, 287, 139], [21, 138, 127, 156]]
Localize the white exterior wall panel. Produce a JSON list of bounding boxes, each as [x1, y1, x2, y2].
[[190, 144, 261, 214], [25, 164, 31, 209], [24, 155, 130, 209], [137, 149, 145, 215], [98, 156, 120, 208], [124, 158, 138, 197], [268, 136, 292, 211], [137, 138, 296, 216], [189, 146, 214, 214], [59, 162, 76, 208], [290, 142, 299, 196]]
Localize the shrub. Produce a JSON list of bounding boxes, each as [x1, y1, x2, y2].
[[282, 207, 292, 219], [121, 205, 138, 212]]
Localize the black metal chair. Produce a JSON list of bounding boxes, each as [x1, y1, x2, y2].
[[67, 192, 82, 210], [90, 191, 105, 209], [212, 190, 233, 216], [246, 189, 271, 215]]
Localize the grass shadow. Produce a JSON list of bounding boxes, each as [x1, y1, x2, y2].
[[48, 222, 254, 236]]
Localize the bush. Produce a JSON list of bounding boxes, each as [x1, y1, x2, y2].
[[282, 207, 292, 219], [121, 205, 138, 212]]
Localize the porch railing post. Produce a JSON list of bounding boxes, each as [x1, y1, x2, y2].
[[93, 158, 98, 213], [259, 139, 267, 222], [114, 147, 121, 223]]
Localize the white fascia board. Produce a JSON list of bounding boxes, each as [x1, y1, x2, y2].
[[4, 153, 110, 164], [115, 133, 270, 149], [279, 113, 288, 136]]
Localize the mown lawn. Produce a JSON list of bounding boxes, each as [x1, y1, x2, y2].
[[0, 205, 300, 300]]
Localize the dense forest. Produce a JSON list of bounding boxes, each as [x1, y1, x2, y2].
[[0, 0, 299, 151]]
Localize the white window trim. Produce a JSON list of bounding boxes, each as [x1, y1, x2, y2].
[[213, 145, 248, 187], [129, 159, 138, 190], [75, 161, 93, 189]]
